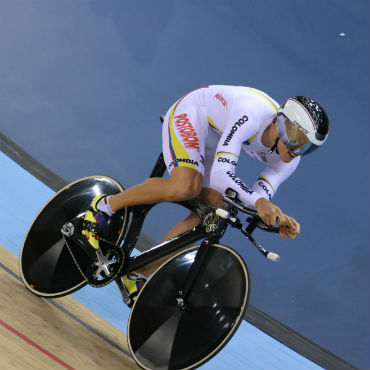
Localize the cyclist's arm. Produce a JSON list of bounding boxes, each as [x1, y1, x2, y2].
[[250, 159, 300, 202], [252, 161, 301, 237], [209, 107, 262, 208]]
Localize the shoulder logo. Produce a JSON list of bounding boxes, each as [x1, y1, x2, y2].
[[214, 93, 228, 108]]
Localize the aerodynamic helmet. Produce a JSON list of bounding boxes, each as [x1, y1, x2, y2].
[[276, 96, 329, 156]]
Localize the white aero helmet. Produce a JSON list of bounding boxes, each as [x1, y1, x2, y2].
[[276, 96, 329, 156]]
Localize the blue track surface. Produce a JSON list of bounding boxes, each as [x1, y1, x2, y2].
[[0, 1, 368, 368]]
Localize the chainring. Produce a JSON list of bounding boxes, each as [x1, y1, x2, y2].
[[85, 242, 126, 287]]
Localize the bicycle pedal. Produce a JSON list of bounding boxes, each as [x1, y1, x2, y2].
[[82, 220, 101, 234]]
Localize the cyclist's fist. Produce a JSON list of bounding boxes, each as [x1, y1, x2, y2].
[[255, 198, 300, 240], [278, 216, 300, 239]]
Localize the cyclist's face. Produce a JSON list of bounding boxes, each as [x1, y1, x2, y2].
[[277, 139, 296, 163]]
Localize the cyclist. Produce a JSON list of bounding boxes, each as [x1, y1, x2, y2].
[[82, 85, 329, 306]]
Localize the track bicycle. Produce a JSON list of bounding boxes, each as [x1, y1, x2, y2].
[[20, 126, 282, 370]]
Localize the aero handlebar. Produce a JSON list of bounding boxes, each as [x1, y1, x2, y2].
[[219, 190, 281, 262]]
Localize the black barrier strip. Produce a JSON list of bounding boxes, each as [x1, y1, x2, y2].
[[0, 260, 132, 359], [245, 305, 358, 370], [0, 132, 359, 370], [0, 132, 67, 192]]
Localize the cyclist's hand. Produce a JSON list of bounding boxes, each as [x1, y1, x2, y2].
[[278, 216, 300, 239], [255, 197, 283, 226], [255, 198, 300, 240]]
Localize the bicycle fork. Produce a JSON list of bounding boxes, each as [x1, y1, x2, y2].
[[176, 238, 215, 311]]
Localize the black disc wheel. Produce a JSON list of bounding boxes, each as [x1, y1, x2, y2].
[[19, 176, 128, 297], [128, 244, 250, 370]]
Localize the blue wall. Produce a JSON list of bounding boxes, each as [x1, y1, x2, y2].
[[0, 1, 368, 368]]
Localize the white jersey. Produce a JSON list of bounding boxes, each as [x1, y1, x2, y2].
[[162, 85, 300, 208]]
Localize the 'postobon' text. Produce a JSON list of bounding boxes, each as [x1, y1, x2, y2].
[[174, 114, 200, 152]]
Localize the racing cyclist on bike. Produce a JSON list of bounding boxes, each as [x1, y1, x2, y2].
[[82, 85, 330, 307]]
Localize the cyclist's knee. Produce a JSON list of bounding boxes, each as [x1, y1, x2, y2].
[[198, 187, 224, 208], [167, 182, 201, 202], [167, 168, 203, 202]]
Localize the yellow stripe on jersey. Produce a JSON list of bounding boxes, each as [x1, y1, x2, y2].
[[168, 99, 197, 170], [258, 175, 275, 191], [244, 131, 258, 145], [207, 116, 223, 134], [248, 87, 278, 113], [216, 151, 239, 158]]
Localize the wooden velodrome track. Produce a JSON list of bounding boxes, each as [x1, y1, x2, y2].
[[0, 244, 139, 370]]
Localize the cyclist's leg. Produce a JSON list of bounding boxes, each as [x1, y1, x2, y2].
[[84, 166, 204, 254], [108, 166, 203, 211]]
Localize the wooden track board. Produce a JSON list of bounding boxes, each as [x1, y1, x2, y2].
[[0, 244, 139, 370]]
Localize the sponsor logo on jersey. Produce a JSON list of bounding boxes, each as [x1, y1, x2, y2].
[[218, 157, 237, 166], [226, 171, 254, 194], [223, 115, 248, 146], [258, 181, 272, 201], [214, 93, 227, 108], [174, 113, 200, 152], [169, 158, 200, 170]]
